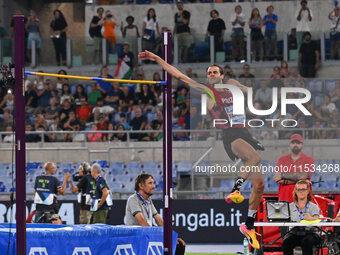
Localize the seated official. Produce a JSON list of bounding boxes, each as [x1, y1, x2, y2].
[[125, 173, 186, 255], [282, 180, 321, 255]]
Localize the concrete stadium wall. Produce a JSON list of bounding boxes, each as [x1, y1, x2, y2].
[[0, 139, 339, 164]]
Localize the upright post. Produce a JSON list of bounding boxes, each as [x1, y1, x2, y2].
[[14, 14, 26, 255], [162, 31, 173, 255]]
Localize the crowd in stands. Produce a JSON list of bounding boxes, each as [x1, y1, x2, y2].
[[1, 0, 340, 66], [0, 60, 339, 142]]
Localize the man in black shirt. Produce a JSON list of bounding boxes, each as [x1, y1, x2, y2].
[[25, 81, 38, 114], [34, 162, 68, 222], [119, 42, 135, 69], [174, 0, 192, 63], [89, 7, 104, 64], [68, 162, 96, 224], [207, 10, 226, 52], [298, 32, 319, 78], [130, 106, 147, 140]]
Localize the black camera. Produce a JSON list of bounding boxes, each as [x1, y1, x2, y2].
[[106, 14, 113, 18], [72, 162, 91, 182], [0, 64, 15, 89], [36, 212, 54, 223]]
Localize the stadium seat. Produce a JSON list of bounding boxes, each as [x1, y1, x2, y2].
[[110, 168, 127, 176], [126, 162, 142, 170], [59, 162, 74, 170], [177, 161, 192, 174], [109, 162, 125, 170], [219, 180, 234, 190], [143, 161, 159, 171], [325, 80, 336, 93], [26, 162, 41, 170], [92, 160, 107, 168], [0, 163, 7, 171], [308, 79, 324, 93]]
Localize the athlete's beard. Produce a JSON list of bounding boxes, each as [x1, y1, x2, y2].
[[208, 77, 223, 85], [291, 147, 302, 155]]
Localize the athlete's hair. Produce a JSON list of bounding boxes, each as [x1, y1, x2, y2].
[[91, 163, 102, 174], [206, 64, 224, 75], [134, 173, 154, 191], [293, 180, 312, 202]]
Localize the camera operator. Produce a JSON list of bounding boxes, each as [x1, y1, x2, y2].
[[68, 162, 96, 224], [90, 163, 112, 224], [34, 162, 69, 223]]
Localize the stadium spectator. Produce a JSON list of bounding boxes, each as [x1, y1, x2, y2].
[[89, 7, 104, 64], [49, 116, 63, 142], [121, 16, 139, 57], [91, 163, 111, 224], [296, 0, 312, 49], [55, 69, 68, 93], [105, 82, 120, 109], [3, 125, 14, 143], [103, 10, 119, 54], [223, 65, 236, 79], [155, 26, 170, 57], [231, 5, 245, 61], [50, 10, 68, 66], [206, 9, 226, 52], [0, 111, 12, 132], [142, 8, 159, 53], [0, 89, 14, 113], [328, 6, 340, 59], [74, 85, 88, 106], [118, 113, 131, 130], [270, 66, 281, 79], [97, 115, 108, 135], [130, 106, 147, 141], [119, 85, 135, 112], [26, 10, 41, 64], [254, 80, 272, 107], [60, 83, 73, 105], [312, 120, 327, 139], [45, 97, 59, 124], [92, 98, 114, 122], [88, 124, 103, 142], [239, 64, 255, 80], [68, 162, 95, 224], [115, 123, 127, 142], [25, 81, 38, 114], [144, 111, 163, 141], [88, 82, 102, 106], [25, 123, 38, 143], [274, 134, 314, 203], [97, 66, 114, 94], [288, 28, 298, 50], [37, 80, 57, 112], [319, 93, 336, 122], [36, 125, 54, 143], [125, 173, 186, 255], [249, 8, 264, 61], [263, 5, 278, 60], [298, 32, 319, 78], [34, 162, 68, 222], [105, 122, 115, 142], [282, 180, 321, 255], [331, 81, 340, 109], [120, 42, 135, 72], [59, 99, 73, 125], [34, 113, 48, 131], [76, 97, 92, 126], [62, 111, 80, 142], [137, 84, 156, 111], [152, 72, 162, 97], [258, 121, 278, 140], [174, 0, 192, 63]]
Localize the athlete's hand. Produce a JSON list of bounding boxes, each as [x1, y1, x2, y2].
[[138, 50, 158, 62]]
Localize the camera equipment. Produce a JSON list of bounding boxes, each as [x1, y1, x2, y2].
[[0, 64, 15, 90], [36, 211, 54, 223], [72, 162, 91, 182], [107, 14, 113, 18]]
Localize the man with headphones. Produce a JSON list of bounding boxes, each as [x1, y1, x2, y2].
[[68, 162, 96, 224]]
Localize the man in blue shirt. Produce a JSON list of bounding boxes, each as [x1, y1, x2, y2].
[[34, 162, 69, 222], [263, 5, 278, 60], [96, 66, 114, 94], [91, 163, 110, 223]]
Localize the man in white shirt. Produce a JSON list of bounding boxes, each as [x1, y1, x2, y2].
[[230, 5, 245, 61], [296, 0, 312, 49]]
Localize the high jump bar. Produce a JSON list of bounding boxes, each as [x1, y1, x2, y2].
[[24, 71, 167, 85]]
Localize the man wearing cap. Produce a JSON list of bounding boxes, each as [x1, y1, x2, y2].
[[274, 134, 314, 203], [298, 31, 319, 78]]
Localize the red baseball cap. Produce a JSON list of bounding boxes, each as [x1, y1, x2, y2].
[[290, 134, 303, 143]]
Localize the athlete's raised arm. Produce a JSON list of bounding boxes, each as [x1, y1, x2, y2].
[[138, 51, 211, 93]]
